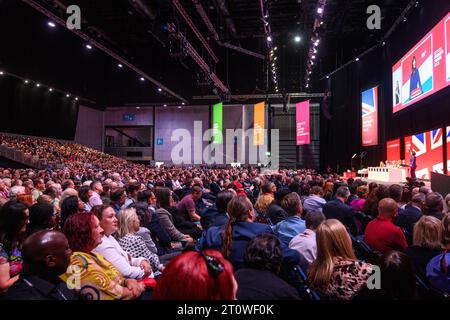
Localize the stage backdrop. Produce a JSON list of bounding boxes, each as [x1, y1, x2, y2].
[[296, 100, 310, 145], [405, 128, 444, 179], [361, 86, 378, 146], [386, 138, 401, 161], [392, 11, 450, 113]]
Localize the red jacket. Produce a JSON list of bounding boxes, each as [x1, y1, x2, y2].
[[364, 216, 408, 254]]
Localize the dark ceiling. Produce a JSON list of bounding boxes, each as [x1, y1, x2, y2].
[[0, 0, 413, 107]]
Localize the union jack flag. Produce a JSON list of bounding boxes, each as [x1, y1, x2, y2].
[[361, 88, 376, 117], [405, 128, 444, 179]]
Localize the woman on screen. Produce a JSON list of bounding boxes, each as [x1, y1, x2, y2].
[[409, 56, 422, 99]]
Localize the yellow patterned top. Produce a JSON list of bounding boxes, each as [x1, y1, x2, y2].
[[60, 251, 125, 300]]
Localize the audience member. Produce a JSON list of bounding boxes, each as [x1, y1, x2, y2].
[[323, 186, 358, 236], [365, 198, 408, 254], [308, 219, 373, 300], [3, 230, 78, 300], [273, 192, 306, 246], [235, 234, 300, 300], [152, 250, 236, 300], [289, 210, 326, 270]]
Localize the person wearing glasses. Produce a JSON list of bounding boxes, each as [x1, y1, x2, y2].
[[152, 249, 236, 300]]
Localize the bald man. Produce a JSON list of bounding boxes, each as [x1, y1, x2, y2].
[[364, 198, 408, 254], [3, 230, 78, 300]]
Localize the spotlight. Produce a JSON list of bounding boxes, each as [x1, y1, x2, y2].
[[24, 80, 29, 84], [75, 97, 78, 101], [274, 46, 278, 51], [306, 84, 309, 88], [163, 104, 167, 107], [309, 71, 312, 74], [414, 1, 419, 7], [320, 21, 324, 25], [294, 36, 301, 42], [36, 83, 40, 87], [158, 88, 162, 92], [317, 8, 323, 14], [140, 77, 145, 81], [267, 36, 272, 42], [326, 75, 329, 79], [312, 55, 316, 59], [313, 48, 317, 53], [382, 41, 386, 46], [311, 61, 314, 65], [178, 106, 182, 109], [118, 63, 123, 68], [274, 57, 277, 60], [49, 88, 53, 92], [182, 102, 185, 105], [48, 21, 56, 28], [314, 41, 319, 47], [355, 57, 360, 62], [66, 94, 70, 97], [0, 71, 3, 75], [85, 44, 92, 50], [403, 17, 407, 23], [136, 106, 140, 109]]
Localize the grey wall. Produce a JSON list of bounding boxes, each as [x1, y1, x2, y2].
[[74, 105, 104, 151], [154, 105, 210, 163], [104, 108, 153, 126]]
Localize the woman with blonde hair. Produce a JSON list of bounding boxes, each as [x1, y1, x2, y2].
[[115, 207, 163, 273], [405, 215, 441, 280], [308, 219, 373, 300]]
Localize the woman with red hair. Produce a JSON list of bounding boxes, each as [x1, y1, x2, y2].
[[152, 249, 236, 300], [61, 212, 145, 300]]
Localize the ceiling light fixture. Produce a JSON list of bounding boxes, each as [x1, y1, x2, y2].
[[48, 21, 56, 28]]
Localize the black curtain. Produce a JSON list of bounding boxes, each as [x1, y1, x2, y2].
[[0, 76, 79, 140]]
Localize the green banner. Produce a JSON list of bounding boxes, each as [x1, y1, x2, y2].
[[212, 102, 223, 144]]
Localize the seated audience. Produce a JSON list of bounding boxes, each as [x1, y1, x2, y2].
[[60, 195, 84, 229], [308, 219, 373, 300], [110, 188, 127, 213], [266, 188, 290, 224], [152, 250, 236, 300], [0, 201, 29, 293], [3, 230, 78, 300], [289, 210, 326, 270], [323, 186, 358, 236], [91, 205, 152, 280], [115, 208, 163, 273], [254, 182, 275, 215], [26, 203, 57, 236], [176, 185, 202, 222], [303, 186, 326, 213], [426, 212, 450, 294], [202, 195, 299, 270], [350, 185, 368, 212], [235, 233, 300, 300], [405, 215, 441, 281], [200, 190, 233, 230], [155, 188, 193, 243], [61, 212, 145, 300], [273, 192, 306, 246], [365, 198, 408, 254], [396, 193, 425, 236], [424, 192, 444, 221]]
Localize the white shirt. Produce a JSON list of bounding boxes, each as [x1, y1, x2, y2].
[[289, 229, 317, 270], [93, 235, 147, 279], [89, 191, 103, 207]]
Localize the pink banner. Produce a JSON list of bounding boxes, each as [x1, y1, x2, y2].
[[296, 100, 310, 145]]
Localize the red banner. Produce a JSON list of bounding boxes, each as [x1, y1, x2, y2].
[[296, 100, 310, 145], [386, 138, 401, 161]]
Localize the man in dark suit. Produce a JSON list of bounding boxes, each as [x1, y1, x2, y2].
[[323, 186, 358, 235], [395, 193, 425, 236], [424, 192, 445, 220]]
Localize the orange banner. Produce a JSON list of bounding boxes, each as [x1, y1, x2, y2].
[[254, 101, 265, 146]]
